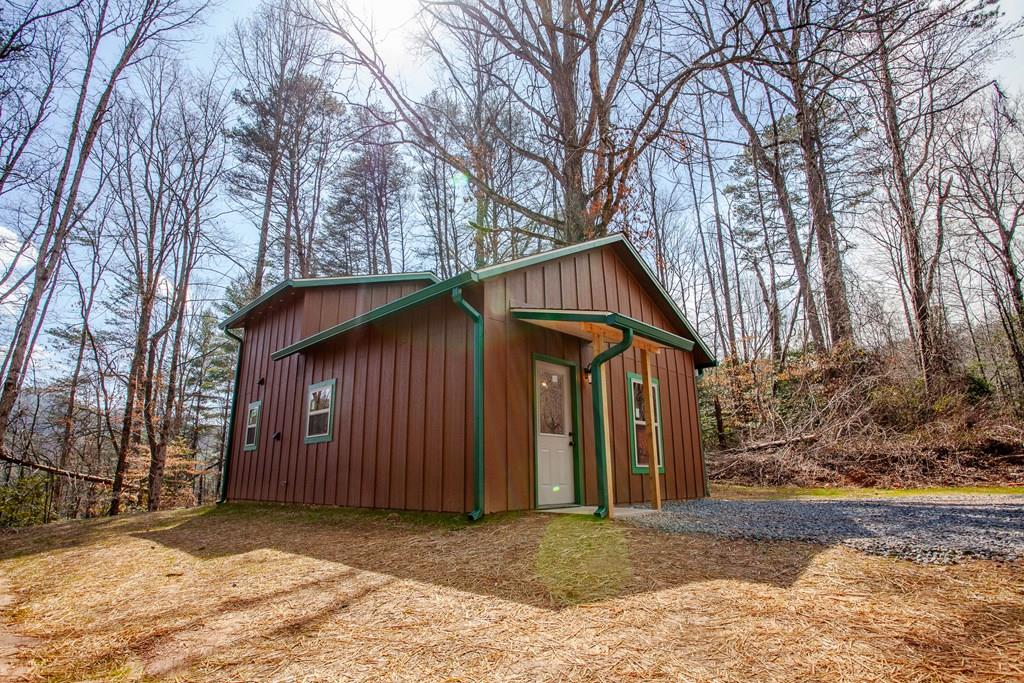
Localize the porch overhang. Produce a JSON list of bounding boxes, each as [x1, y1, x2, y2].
[[510, 308, 695, 354]]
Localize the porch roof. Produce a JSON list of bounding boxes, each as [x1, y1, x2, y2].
[[510, 308, 695, 353]]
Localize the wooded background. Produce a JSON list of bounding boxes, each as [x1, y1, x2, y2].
[[0, 0, 1021, 525]]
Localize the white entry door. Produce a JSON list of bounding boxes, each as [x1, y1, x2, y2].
[[535, 360, 575, 507]]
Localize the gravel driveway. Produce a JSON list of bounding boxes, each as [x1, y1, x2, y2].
[[626, 495, 1024, 564]]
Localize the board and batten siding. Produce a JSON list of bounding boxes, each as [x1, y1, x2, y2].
[[481, 243, 706, 511], [227, 281, 475, 513]]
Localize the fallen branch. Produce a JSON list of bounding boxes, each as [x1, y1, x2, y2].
[[0, 452, 118, 487], [719, 433, 819, 454]]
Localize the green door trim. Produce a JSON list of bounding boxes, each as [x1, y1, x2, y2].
[[531, 353, 584, 508]]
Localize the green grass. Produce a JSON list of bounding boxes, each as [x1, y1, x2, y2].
[[534, 515, 630, 606], [710, 483, 1023, 500]]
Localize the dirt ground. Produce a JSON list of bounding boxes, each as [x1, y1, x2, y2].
[[0, 503, 1022, 682]]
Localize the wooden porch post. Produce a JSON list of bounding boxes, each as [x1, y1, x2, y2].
[[593, 334, 616, 520], [640, 348, 662, 511]]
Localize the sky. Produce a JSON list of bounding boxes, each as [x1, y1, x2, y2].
[[188, 0, 1024, 273]]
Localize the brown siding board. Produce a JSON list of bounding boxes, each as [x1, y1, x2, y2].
[[375, 326, 397, 508], [331, 338, 352, 506], [442, 313, 467, 512], [361, 293, 386, 507], [506, 319, 530, 511], [271, 306, 293, 502], [422, 307, 446, 511], [483, 283, 508, 513], [405, 308, 428, 511], [390, 318, 412, 509], [263, 306, 284, 502], [347, 332, 369, 505]]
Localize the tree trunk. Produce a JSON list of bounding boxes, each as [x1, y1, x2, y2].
[[721, 72, 826, 349], [698, 95, 738, 359], [873, 19, 946, 387], [109, 298, 153, 515], [791, 76, 853, 345]]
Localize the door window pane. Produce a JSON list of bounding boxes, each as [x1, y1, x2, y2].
[[538, 370, 566, 435]]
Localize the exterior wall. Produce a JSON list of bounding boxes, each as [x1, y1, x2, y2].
[[299, 281, 427, 337], [225, 243, 707, 515], [481, 244, 706, 512], [227, 282, 474, 512]]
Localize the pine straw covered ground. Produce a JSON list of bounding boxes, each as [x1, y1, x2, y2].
[[0, 504, 1022, 682]]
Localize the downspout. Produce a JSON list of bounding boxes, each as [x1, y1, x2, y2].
[[452, 286, 484, 521], [218, 328, 244, 504], [586, 327, 634, 518]]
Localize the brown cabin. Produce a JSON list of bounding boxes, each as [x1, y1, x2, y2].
[[219, 234, 716, 518]]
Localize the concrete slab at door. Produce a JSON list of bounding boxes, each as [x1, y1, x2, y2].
[[535, 360, 575, 507]]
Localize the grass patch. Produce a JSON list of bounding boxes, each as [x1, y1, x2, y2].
[[534, 516, 629, 606], [710, 483, 1024, 500]]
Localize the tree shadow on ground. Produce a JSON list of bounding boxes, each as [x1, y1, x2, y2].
[[129, 503, 832, 611]]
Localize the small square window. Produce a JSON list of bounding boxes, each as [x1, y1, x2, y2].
[[305, 379, 335, 444], [243, 401, 261, 452]]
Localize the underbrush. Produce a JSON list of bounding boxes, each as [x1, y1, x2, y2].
[[700, 346, 1024, 488]]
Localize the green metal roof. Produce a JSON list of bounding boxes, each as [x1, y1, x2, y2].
[[269, 234, 716, 367], [221, 272, 440, 330], [510, 308, 696, 352]]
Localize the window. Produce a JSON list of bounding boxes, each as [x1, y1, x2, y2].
[[627, 372, 663, 473], [243, 401, 261, 452], [305, 379, 336, 444]]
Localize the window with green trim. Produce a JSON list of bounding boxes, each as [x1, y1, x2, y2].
[[243, 401, 261, 452], [627, 372, 664, 473], [304, 379, 336, 444]]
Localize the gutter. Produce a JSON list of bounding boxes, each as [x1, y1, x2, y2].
[[586, 327, 634, 518], [217, 328, 244, 504], [452, 287, 484, 521]]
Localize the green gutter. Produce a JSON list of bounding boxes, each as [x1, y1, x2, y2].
[[218, 328, 244, 504], [452, 286, 484, 521], [588, 327, 634, 518]]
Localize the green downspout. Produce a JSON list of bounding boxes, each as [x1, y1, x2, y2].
[[218, 328, 244, 504], [587, 328, 634, 519], [452, 287, 484, 521]]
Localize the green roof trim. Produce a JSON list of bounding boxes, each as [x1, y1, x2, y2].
[[221, 272, 440, 330], [272, 272, 478, 360], [509, 308, 696, 352], [266, 233, 715, 367]]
